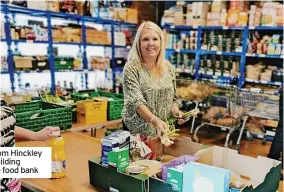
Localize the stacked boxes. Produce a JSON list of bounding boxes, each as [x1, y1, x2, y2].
[[85, 28, 111, 45], [101, 130, 130, 167], [53, 27, 81, 43]]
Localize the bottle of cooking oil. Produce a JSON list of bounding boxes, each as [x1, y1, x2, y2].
[[49, 131, 66, 179]]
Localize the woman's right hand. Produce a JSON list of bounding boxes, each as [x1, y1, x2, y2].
[[151, 117, 168, 136]]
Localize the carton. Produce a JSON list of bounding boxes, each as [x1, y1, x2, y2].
[[194, 146, 282, 191], [108, 148, 130, 172], [101, 130, 130, 166], [126, 8, 138, 24], [183, 162, 230, 192], [89, 137, 206, 192], [167, 167, 183, 192], [192, 2, 210, 19]]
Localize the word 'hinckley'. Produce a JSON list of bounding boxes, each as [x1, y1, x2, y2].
[[0, 150, 42, 158]]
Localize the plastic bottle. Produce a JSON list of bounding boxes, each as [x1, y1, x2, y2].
[[49, 132, 66, 179]]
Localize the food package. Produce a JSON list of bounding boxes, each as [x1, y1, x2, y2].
[[211, 1, 226, 13], [176, 82, 220, 101], [238, 12, 248, 26], [192, 2, 210, 19], [276, 4, 284, 26], [207, 12, 220, 26], [90, 56, 110, 70], [260, 69, 272, 81], [47, 1, 59, 12], [261, 2, 278, 26], [227, 9, 240, 26], [76, 1, 93, 16]]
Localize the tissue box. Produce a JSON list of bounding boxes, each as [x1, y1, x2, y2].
[[183, 162, 230, 192], [167, 167, 183, 192], [162, 155, 199, 181]]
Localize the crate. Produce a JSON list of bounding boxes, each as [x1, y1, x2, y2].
[[71, 90, 124, 120], [32, 57, 49, 70], [13, 101, 72, 132], [54, 56, 74, 70], [100, 92, 124, 120], [76, 99, 107, 124], [14, 56, 33, 69]]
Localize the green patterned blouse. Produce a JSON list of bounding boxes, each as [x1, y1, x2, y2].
[[122, 59, 181, 136]]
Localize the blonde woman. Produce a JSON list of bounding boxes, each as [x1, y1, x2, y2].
[[122, 21, 186, 136]]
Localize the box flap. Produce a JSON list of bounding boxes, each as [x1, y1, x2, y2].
[[194, 147, 214, 165], [195, 146, 281, 183], [163, 137, 205, 157], [148, 137, 164, 156]]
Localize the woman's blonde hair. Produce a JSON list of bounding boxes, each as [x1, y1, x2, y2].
[[127, 21, 166, 72]]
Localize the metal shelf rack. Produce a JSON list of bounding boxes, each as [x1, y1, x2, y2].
[[0, 4, 136, 93], [163, 25, 284, 92]]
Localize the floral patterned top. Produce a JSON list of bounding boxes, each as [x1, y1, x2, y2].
[[122, 59, 181, 136]]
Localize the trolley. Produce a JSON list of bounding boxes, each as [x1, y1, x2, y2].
[[238, 90, 279, 145], [192, 84, 247, 152]]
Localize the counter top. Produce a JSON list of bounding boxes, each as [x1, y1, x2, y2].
[[17, 131, 101, 192]]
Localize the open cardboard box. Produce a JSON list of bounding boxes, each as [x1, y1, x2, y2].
[[89, 136, 206, 192], [194, 146, 282, 191]]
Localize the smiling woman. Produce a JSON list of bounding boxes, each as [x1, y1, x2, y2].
[[122, 21, 189, 137]]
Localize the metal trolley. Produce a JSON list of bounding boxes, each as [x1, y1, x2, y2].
[[238, 90, 279, 145], [192, 84, 247, 152]]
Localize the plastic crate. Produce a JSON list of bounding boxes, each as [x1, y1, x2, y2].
[[14, 101, 72, 132], [71, 90, 124, 120], [54, 56, 74, 70], [100, 92, 124, 120], [10, 101, 41, 113], [76, 99, 107, 124]]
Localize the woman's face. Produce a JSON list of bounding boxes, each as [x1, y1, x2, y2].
[[140, 28, 161, 61]]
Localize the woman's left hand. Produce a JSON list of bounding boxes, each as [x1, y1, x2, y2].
[[172, 106, 187, 125]]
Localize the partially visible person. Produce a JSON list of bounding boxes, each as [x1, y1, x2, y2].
[[267, 86, 283, 179], [122, 21, 187, 137], [0, 98, 60, 191]]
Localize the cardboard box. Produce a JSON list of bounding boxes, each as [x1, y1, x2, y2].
[[183, 162, 230, 192], [27, 1, 47, 10], [47, 1, 59, 12], [89, 137, 206, 192], [126, 8, 138, 24], [89, 157, 149, 192], [3, 95, 31, 105], [194, 146, 282, 191]]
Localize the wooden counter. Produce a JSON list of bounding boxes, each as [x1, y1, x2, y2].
[[17, 131, 101, 192]]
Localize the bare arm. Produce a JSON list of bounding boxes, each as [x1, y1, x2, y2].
[[15, 126, 38, 141], [15, 126, 60, 141]]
